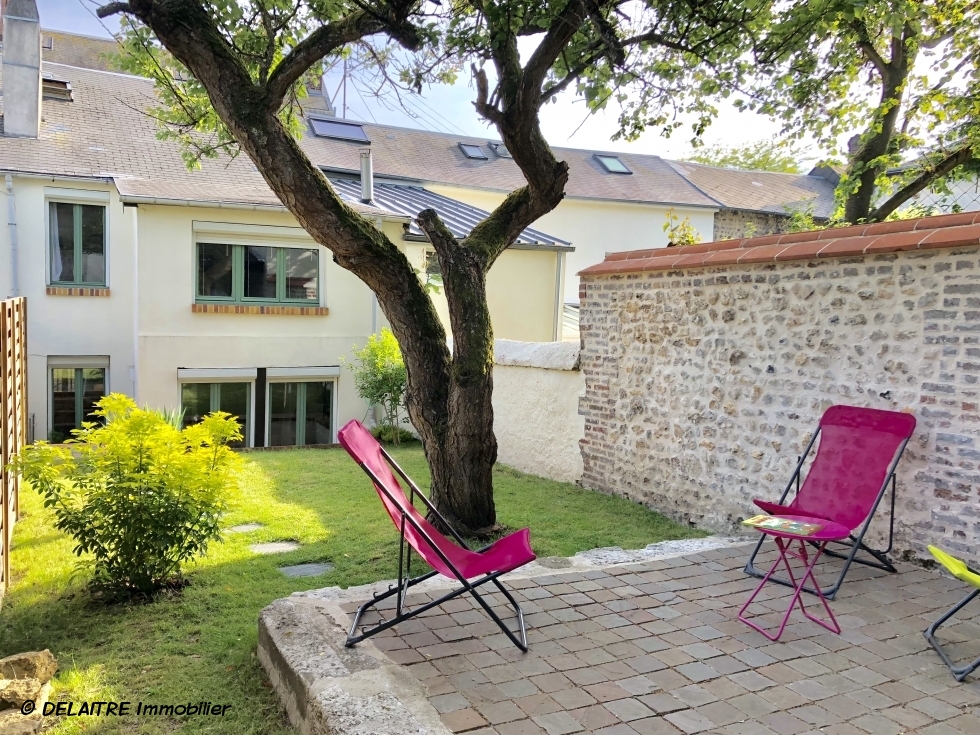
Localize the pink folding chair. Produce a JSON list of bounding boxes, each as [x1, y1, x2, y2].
[[338, 420, 536, 651], [744, 405, 916, 599]]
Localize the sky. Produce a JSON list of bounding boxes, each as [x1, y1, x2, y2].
[[38, 0, 795, 164]]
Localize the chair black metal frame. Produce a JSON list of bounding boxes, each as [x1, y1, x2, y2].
[[744, 427, 911, 600], [344, 445, 529, 652], [924, 587, 980, 681]]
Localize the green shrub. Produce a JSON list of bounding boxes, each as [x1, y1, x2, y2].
[[8, 394, 242, 598], [346, 328, 410, 444], [370, 425, 417, 445]]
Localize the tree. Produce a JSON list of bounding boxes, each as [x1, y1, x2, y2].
[[347, 328, 409, 445], [685, 140, 801, 173], [98, 0, 761, 535], [744, 0, 980, 224]]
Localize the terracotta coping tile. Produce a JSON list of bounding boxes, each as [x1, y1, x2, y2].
[[773, 242, 824, 261], [668, 252, 712, 269], [700, 250, 742, 267], [736, 245, 791, 264], [815, 235, 879, 257], [669, 240, 744, 255], [917, 223, 980, 249], [578, 215, 980, 277]]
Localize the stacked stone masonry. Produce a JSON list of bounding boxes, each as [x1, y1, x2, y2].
[[712, 209, 791, 241], [579, 246, 980, 566]]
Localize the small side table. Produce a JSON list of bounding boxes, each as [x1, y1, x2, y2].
[[739, 515, 850, 642]]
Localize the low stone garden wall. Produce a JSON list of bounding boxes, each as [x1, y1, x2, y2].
[[578, 214, 980, 565]]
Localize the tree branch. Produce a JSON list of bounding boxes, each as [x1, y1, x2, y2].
[[96, 2, 131, 18], [851, 20, 889, 78], [868, 145, 976, 222], [266, 3, 422, 108]]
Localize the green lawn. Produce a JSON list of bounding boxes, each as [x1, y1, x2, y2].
[[0, 445, 703, 734]]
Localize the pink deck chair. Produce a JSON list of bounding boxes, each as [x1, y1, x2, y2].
[[338, 420, 536, 651], [744, 405, 916, 599]]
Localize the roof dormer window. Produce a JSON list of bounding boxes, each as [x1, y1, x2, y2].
[[309, 117, 369, 142], [459, 143, 488, 160], [595, 154, 631, 174], [42, 75, 72, 102], [488, 141, 511, 158]]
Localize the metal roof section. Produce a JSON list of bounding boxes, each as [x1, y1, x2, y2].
[[328, 178, 572, 250]]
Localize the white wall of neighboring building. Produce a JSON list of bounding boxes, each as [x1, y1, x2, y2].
[[424, 183, 717, 303]]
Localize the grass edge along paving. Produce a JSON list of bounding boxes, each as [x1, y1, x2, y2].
[[1, 444, 704, 735]]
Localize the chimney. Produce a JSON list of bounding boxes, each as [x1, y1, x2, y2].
[[359, 147, 374, 203], [2, 0, 41, 138]]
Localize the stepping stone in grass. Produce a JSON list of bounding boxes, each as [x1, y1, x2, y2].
[[227, 523, 264, 534], [279, 563, 334, 578], [250, 541, 301, 554]]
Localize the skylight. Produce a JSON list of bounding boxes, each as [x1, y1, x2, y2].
[[595, 154, 631, 174], [459, 143, 489, 160], [309, 118, 369, 142], [488, 141, 512, 158]]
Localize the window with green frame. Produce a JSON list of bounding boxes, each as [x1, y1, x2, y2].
[[49, 202, 106, 285], [180, 382, 250, 448], [50, 367, 106, 443], [268, 381, 333, 447], [196, 243, 319, 304]]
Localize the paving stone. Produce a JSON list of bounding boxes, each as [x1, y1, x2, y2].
[[664, 709, 716, 734], [531, 711, 584, 734], [227, 522, 264, 533], [605, 698, 656, 722], [250, 541, 300, 554]]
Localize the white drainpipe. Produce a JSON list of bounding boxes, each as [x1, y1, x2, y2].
[[6, 175, 20, 297]]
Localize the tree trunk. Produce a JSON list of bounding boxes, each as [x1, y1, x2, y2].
[[843, 28, 913, 223]]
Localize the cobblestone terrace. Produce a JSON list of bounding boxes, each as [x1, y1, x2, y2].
[[344, 546, 980, 735]]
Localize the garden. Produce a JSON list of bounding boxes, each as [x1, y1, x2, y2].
[[0, 393, 700, 735]]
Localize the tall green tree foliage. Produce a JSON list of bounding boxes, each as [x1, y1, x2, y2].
[[748, 0, 980, 223], [97, 0, 762, 534]]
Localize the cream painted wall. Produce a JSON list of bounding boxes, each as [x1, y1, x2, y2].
[[4, 177, 136, 442], [134, 205, 402, 444], [400, 241, 561, 342], [424, 184, 717, 304]]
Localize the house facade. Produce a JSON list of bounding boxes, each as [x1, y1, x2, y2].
[[0, 5, 568, 446]]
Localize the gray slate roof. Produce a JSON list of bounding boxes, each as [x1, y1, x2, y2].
[[303, 119, 721, 209], [0, 60, 387, 217], [328, 178, 570, 248], [0, 55, 835, 225], [667, 160, 836, 219]]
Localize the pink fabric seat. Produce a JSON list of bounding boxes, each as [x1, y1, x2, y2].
[[752, 405, 916, 530], [744, 405, 916, 600], [338, 420, 536, 651], [338, 420, 535, 579]]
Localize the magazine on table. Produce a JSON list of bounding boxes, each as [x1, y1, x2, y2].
[[742, 515, 824, 536]]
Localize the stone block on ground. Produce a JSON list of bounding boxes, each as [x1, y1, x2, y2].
[[0, 678, 42, 707], [0, 651, 57, 684]]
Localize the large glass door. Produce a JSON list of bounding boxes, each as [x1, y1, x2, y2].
[[49, 367, 106, 442], [268, 381, 333, 446], [180, 382, 250, 447]]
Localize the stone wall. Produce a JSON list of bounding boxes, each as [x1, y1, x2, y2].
[[492, 340, 584, 483], [579, 246, 980, 564], [713, 209, 791, 241]]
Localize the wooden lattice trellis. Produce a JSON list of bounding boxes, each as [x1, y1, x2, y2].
[[1, 297, 27, 602]]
